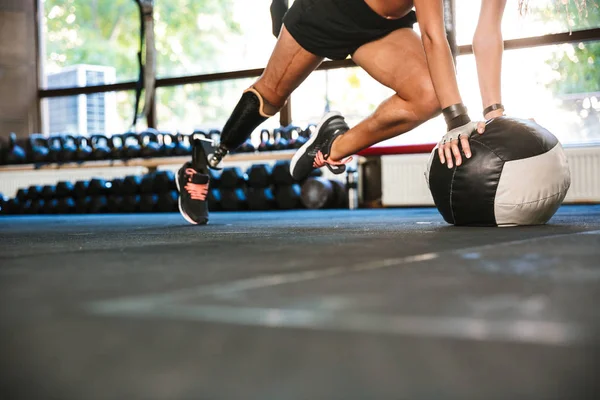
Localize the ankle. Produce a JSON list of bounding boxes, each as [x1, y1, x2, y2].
[[328, 134, 344, 161]]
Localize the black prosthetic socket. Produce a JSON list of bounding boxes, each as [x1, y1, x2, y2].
[[209, 90, 271, 168], [221, 90, 270, 150]]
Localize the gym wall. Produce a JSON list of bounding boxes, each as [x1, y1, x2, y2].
[[0, 0, 40, 138]]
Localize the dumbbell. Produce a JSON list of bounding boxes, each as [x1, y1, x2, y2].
[[88, 196, 108, 214], [275, 184, 302, 210], [0, 194, 7, 215], [220, 188, 248, 211], [121, 132, 142, 159], [154, 170, 176, 193], [247, 164, 273, 188], [301, 177, 348, 209], [140, 173, 155, 194], [220, 167, 247, 189], [248, 187, 276, 211], [41, 198, 58, 214], [121, 175, 142, 195], [41, 185, 56, 200], [208, 169, 221, 189], [140, 129, 163, 158], [71, 135, 93, 162], [56, 198, 75, 214], [88, 178, 111, 196], [7, 198, 23, 214], [122, 195, 140, 213], [157, 191, 178, 212], [207, 189, 221, 211], [56, 181, 75, 198], [107, 196, 124, 213], [26, 185, 44, 200], [16, 188, 29, 202], [140, 194, 158, 213], [23, 199, 45, 215], [272, 160, 296, 186], [74, 180, 90, 198]]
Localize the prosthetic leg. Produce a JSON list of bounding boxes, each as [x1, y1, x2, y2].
[[206, 87, 276, 169]]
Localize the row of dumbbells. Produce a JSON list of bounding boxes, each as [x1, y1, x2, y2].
[[0, 125, 315, 166], [210, 160, 348, 211], [0, 171, 179, 215], [0, 161, 350, 215]]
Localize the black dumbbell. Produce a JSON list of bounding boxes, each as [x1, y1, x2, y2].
[[248, 187, 276, 210], [174, 133, 192, 156], [220, 167, 247, 189], [154, 170, 176, 193], [0, 194, 7, 215], [220, 188, 248, 211], [140, 129, 162, 158], [16, 189, 29, 203], [140, 173, 155, 194], [157, 190, 178, 212], [74, 180, 90, 198], [247, 164, 273, 188], [111, 178, 125, 196], [41, 185, 56, 200], [208, 169, 221, 189], [107, 196, 123, 213], [159, 132, 177, 157], [27, 134, 50, 163], [74, 196, 90, 214], [26, 185, 43, 200], [122, 175, 142, 195], [272, 160, 295, 186], [23, 198, 44, 214], [7, 198, 23, 214], [207, 189, 221, 211], [88, 178, 111, 196], [300, 177, 348, 209], [121, 195, 140, 213], [56, 181, 75, 198], [4, 133, 27, 165], [88, 196, 108, 214], [42, 198, 59, 214], [90, 135, 112, 160], [140, 194, 158, 213], [275, 184, 302, 210], [56, 197, 75, 214]]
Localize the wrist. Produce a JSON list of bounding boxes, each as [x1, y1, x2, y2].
[[484, 109, 505, 120], [442, 103, 471, 130]]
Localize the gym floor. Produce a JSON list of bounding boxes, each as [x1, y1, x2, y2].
[[1, 205, 599, 399]]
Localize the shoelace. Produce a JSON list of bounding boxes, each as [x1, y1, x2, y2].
[[184, 168, 209, 201], [312, 151, 353, 169]]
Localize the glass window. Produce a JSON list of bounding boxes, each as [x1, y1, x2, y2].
[[42, 0, 139, 88], [42, 0, 277, 88], [455, 0, 600, 46], [156, 79, 280, 136], [157, 0, 276, 78], [292, 41, 600, 147]]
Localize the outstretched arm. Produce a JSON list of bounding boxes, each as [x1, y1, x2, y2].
[[473, 0, 507, 120], [414, 0, 479, 168]]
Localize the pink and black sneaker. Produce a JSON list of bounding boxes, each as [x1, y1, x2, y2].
[[289, 111, 353, 181], [176, 140, 210, 225]]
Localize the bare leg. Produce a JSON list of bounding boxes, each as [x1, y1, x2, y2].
[[329, 29, 440, 161], [253, 26, 324, 115]]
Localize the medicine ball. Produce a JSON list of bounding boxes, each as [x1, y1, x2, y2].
[[426, 117, 571, 226]]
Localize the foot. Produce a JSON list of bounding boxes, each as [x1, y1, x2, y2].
[[176, 162, 209, 225], [289, 111, 352, 181]]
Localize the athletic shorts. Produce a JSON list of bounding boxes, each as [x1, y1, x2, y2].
[[283, 0, 417, 60]]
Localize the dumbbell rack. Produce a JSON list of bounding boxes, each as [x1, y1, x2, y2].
[[0, 150, 297, 173]]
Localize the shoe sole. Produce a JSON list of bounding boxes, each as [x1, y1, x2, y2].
[[290, 111, 341, 180], [175, 171, 208, 225]]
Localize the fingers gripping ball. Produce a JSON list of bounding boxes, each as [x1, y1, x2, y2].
[[426, 117, 571, 226]]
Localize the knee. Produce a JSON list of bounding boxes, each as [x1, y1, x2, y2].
[[410, 82, 440, 121]]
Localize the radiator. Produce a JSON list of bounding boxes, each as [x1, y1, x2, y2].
[[381, 145, 600, 206]]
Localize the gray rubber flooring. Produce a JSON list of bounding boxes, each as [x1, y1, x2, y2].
[[1, 206, 599, 400]]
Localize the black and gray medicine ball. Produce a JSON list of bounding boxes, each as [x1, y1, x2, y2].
[[426, 117, 571, 226]]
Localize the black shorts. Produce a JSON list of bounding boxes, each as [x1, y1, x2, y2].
[[283, 0, 417, 60]]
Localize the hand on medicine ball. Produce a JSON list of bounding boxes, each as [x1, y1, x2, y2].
[[438, 121, 484, 169]]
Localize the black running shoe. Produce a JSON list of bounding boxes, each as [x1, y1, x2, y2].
[[289, 111, 352, 181], [176, 140, 210, 224]]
